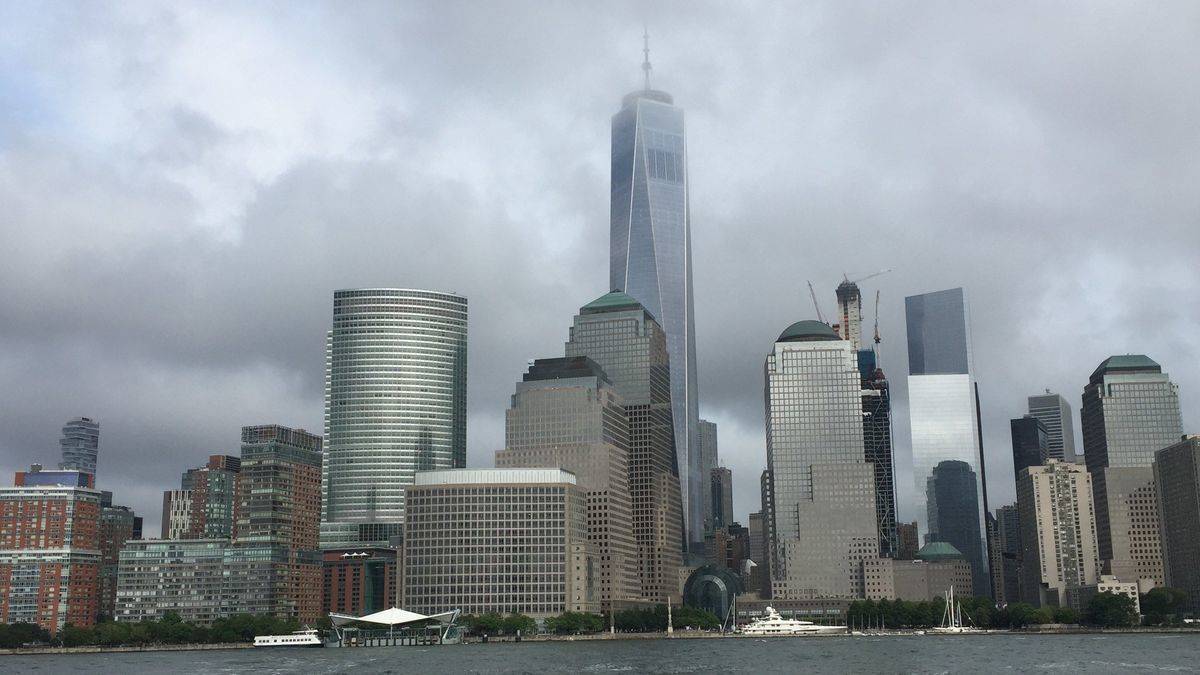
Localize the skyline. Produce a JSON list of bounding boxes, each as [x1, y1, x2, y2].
[[2, 3, 1199, 537]]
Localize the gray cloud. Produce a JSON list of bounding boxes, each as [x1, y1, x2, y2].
[[1, 1, 1197, 535]]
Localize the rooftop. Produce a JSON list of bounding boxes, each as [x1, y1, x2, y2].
[[916, 541, 965, 561], [414, 468, 577, 486], [777, 320, 840, 343], [523, 356, 611, 384], [1090, 354, 1161, 382], [580, 290, 654, 319]]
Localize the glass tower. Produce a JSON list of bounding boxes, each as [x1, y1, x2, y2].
[[320, 289, 467, 548], [59, 417, 99, 478], [1027, 392, 1076, 462], [610, 79, 701, 546], [905, 287, 989, 594], [698, 419, 718, 535]]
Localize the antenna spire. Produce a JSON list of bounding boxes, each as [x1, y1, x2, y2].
[[642, 27, 652, 90]]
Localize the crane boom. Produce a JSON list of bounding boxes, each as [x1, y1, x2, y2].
[[873, 289, 881, 344], [807, 281, 825, 323], [848, 268, 893, 285]]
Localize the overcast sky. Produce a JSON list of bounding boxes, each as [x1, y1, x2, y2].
[[2, 2, 1198, 536]]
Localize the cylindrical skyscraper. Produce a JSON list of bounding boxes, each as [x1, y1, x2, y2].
[[320, 288, 467, 548]]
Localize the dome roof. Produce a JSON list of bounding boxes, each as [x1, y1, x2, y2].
[[777, 320, 840, 343], [916, 541, 965, 561]]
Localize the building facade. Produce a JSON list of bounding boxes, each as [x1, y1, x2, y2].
[[58, 417, 100, 478], [321, 288, 468, 549], [182, 455, 240, 540], [402, 469, 594, 618], [994, 504, 1022, 605], [1010, 415, 1050, 480], [896, 522, 919, 560], [925, 460, 988, 597], [495, 356, 638, 610], [564, 291, 683, 601], [698, 419, 718, 538], [1027, 392, 1076, 462], [98, 494, 140, 619], [160, 489, 193, 539], [0, 483, 103, 633], [1016, 461, 1100, 607], [236, 425, 323, 550], [1154, 437, 1200, 613], [859, 349, 898, 559], [764, 320, 879, 600], [323, 547, 399, 617], [710, 467, 733, 531], [609, 76, 700, 546], [863, 543, 973, 602], [1082, 355, 1180, 584]]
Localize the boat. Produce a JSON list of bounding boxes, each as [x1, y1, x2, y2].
[[738, 607, 846, 636], [928, 586, 984, 634], [254, 628, 326, 648]]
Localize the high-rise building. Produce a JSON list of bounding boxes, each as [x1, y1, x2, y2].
[[698, 419, 718, 537], [905, 288, 988, 591], [759, 470, 774, 595], [115, 539, 228, 625], [1153, 436, 1200, 614], [59, 417, 99, 478], [495, 356, 638, 611], [236, 425, 323, 550], [764, 320, 878, 599], [160, 489, 192, 539], [1010, 415, 1050, 480], [994, 504, 1022, 605], [747, 511, 767, 591], [834, 280, 865, 352], [564, 291, 683, 601], [704, 522, 750, 573], [1027, 392, 1076, 462], [609, 59, 700, 545], [321, 288, 468, 548], [1016, 460, 1100, 606], [925, 460, 988, 596], [402, 469, 594, 618], [0, 481, 102, 633], [859, 349, 898, 558], [896, 522, 920, 560], [1082, 355, 1180, 584], [182, 455, 240, 539], [710, 467, 733, 531], [98, 492, 140, 620], [323, 547, 398, 617], [15, 464, 93, 488]]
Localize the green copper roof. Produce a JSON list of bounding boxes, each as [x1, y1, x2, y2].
[[1090, 354, 1161, 383], [581, 290, 652, 318], [916, 541, 965, 561], [778, 320, 840, 343]]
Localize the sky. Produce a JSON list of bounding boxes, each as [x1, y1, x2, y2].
[[1, 1, 1198, 536]]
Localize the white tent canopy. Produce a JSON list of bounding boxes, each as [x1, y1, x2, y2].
[[329, 607, 459, 627]]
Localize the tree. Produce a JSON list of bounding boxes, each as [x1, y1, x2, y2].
[[500, 613, 536, 635], [1085, 592, 1139, 628], [1142, 587, 1188, 626], [1052, 606, 1080, 624], [1002, 602, 1038, 628], [0, 622, 51, 648]]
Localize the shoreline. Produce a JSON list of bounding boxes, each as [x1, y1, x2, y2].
[[4, 627, 1198, 655]]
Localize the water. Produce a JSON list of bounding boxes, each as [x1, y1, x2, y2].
[[6, 634, 1200, 674]]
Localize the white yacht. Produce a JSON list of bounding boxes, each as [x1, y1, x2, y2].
[[254, 628, 326, 648], [928, 586, 983, 634], [739, 607, 846, 636]]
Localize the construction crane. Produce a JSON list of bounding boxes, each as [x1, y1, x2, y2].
[[807, 281, 825, 323], [873, 289, 881, 344], [844, 268, 893, 285]]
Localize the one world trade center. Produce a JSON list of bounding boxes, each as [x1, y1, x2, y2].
[[609, 43, 701, 549]]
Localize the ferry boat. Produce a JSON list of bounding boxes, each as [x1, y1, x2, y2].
[[254, 628, 326, 648], [928, 586, 984, 634], [739, 607, 846, 636]]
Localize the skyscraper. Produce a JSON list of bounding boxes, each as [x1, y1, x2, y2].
[[994, 504, 1022, 604], [236, 425, 323, 549], [98, 493, 140, 620], [859, 349, 898, 559], [710, 466, 733, 530], [1082, 355, 1180, 584], [495, 356, 638, 611], [926, 460, 988, 597], [1027, 392, 1076, 462], [698, 419, 718, 537], [59, 417, 99, 478], [905, 288, 988, 588], [1010, 415, 1050, 480], [182, 455, 240, 540], [1016, 461, 1100, 606], [1154, 436, 1200, 614], [565, 291, 683, 601], [609, 53, 700, 545], [320, 289, 468, 548], [764, 320, 878, 599]]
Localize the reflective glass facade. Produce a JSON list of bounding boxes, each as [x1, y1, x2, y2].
[[904, 288, 988, 594], [320, 289, 467, 548], [1027, 393, 1076, 461], [59, 417, 99, 478], [610, 88, 700, 545]]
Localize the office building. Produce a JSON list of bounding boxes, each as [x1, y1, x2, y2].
[[704, 522, 749, 573], [896, 522, 919, 560], [323, 547, 399, 617], [860, 349, 898, 558], [863, 543, 973, 602], [905, 288, 988, 594], [994, 504, 1022, 605], [321, 289, 468, 549], [236, 425, 323, 550], [495, 356, 638, 610], [98, 494, 141, 619], [747, 511, 767, 590], [711, 466, 733, 531], [609, 60, 701, 545], [180, 455, 240, 539], [1082, 355, 1180, 584], [402, 469, 594, 618], [1154, 436, 1200, 614], [1016, 461, 1100, 606], [1010, 415, 1050, 480], [58, 417, 99, 478], [160, 489, 193, 539], [699, 419, 718, 537], [0, 482, 102, 633], [763, 320, 879, 599], [1027, 392, 1076, 462], [926, 460, 988, 597], [564, 291, 683, 601]]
